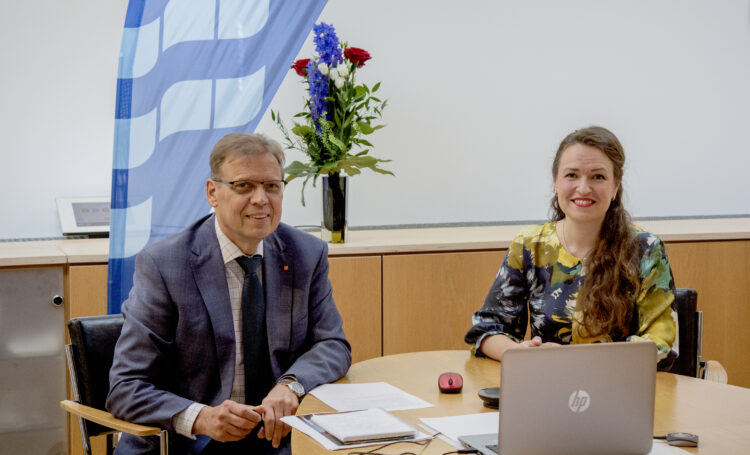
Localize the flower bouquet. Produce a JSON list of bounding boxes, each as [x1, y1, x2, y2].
[[271, 22, 391, 207]]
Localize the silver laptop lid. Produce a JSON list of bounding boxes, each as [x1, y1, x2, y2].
[[499, 342, 656, 455]]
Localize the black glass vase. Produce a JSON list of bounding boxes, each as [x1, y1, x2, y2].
[[321, 174, 348, 243]]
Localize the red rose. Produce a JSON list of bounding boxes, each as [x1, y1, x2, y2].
[[344, 47, 371, 68], [291, 58, 310, 76]]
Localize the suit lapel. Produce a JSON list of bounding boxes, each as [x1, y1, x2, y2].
[[263, 229, 294, 374], [189, 216, 235, 398]]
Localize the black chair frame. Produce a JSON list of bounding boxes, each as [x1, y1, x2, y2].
[[62, 314, 168, 455]]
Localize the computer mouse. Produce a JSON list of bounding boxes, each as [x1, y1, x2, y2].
[[438, 372, 463, 393], [664, 432, 699, 447]]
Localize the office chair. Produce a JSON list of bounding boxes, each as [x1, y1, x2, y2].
[[670, 288, 727, 383], [61, 314, 168, 455]]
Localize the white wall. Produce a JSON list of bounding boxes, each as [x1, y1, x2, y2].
[[2, 0, 749, 239], [0, 0, 129, 239]]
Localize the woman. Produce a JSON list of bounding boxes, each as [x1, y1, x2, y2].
[[465, 126, 677, 370]]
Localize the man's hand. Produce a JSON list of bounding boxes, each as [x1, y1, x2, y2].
[[192, 400, 264, 442], [257, 384, 300, 448]]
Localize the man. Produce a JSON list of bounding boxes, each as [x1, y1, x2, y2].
[[107, 133, 351, 454]]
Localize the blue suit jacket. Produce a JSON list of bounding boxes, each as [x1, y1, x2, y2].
[[106, 214, 351, 454]]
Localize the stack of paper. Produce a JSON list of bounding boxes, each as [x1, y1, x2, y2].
[[310, 408, 417, 444]]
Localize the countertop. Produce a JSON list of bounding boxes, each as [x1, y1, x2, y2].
[[2, 217, 749, 267]]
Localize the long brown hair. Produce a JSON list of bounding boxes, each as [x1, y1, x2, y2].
[[550, 126, 641, 339]]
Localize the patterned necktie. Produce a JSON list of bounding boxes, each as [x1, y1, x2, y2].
[[236, 255, 272, 405]]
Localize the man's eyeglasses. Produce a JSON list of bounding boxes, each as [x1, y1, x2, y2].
[[212, 178, 286, 196]]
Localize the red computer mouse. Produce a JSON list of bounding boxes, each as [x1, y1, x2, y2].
[[438, 372, 463, 393]]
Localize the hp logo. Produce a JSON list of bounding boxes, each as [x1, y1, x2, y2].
[[568, 390, 591, 413]]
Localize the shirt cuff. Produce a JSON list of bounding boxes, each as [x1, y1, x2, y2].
[[473, 331, 508, 357], [172, 402, 206, 439]]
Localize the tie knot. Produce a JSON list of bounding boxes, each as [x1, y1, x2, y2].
[[236, 255, 261, 275]]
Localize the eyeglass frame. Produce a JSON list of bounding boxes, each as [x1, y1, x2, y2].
[[211, 177, 287, 196]]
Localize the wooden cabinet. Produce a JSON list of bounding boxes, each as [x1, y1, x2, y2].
[[664, 240, 750, 389], [329, 256, 382, 363], [61, 243, 750, 391], [382, 251, 505, 355]]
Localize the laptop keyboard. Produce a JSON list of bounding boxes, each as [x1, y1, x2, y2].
[[486, 444, 498, 453]]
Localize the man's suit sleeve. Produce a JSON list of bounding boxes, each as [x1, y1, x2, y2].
[[282, 241, 352, 391], [106, 248, 195, 432]]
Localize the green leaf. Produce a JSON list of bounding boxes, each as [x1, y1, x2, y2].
[[354, 85, 367, 99], [370, 166, 395, 176], [284, 160, 314, 178], [341, 114, 354, 131], [372, 82, 381, 92], [328, 134, 347, 151], [342, 165, 362, 176], [291, 124, 314, 137], [357, 122, 374, 134]]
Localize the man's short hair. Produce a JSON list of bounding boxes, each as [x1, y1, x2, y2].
[[209, 133, 286, 179]]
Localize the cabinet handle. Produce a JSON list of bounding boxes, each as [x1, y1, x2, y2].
[[51, 294, 64, 307]]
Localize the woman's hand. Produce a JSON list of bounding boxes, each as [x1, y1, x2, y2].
[[480, 334, 563, 361], [519, 336, 543, 348]]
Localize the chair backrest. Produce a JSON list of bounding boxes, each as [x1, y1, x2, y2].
[[66, 314, 124, 437], [670, 288, 699, 377]]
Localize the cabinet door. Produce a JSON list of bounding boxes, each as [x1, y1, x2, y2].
[[329, 256, 382, 363], [382, 250, 505, 355], [0, 266, 66, 454], [67, 264, 108, 320], [66, 264, 109, 455], [665, 240, 750, 388]]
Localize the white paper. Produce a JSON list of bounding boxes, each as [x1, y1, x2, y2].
[[309, 382, 434, 411], [310, 408, 416, 442], [419, 412, 499, 443], [282, 413, 432, 451]]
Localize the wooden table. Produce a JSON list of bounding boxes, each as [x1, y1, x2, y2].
[[293, 350, 750, 454]]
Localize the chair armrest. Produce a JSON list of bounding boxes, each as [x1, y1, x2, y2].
[[60, 400, 163, 437], [700, 360, 728, 383]]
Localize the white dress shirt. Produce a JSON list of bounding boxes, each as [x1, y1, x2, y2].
[[172, 218, 263, 437]]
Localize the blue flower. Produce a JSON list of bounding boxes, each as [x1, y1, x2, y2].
[[306, 60, 328, 131], [313, 22, 343, 67]]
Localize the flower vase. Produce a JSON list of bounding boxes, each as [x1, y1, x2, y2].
[[321, 174, 348, 243]]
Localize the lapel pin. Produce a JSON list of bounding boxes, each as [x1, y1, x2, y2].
[[283, 265, 289, 271]]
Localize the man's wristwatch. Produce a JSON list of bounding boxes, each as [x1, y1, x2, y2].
[[277, 376, 305, 399]]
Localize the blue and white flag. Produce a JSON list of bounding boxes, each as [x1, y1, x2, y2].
[[108, 0, 327, 313]]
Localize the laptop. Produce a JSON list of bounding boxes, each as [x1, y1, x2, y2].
[[459, 341, 656, 455]]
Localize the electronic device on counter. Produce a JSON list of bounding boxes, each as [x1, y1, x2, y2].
[[56, 197, 110, 237]]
